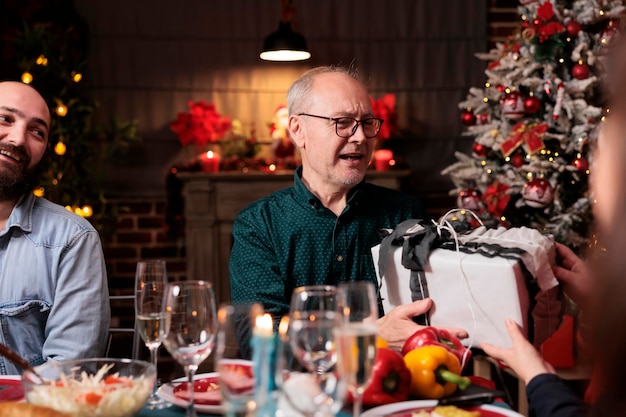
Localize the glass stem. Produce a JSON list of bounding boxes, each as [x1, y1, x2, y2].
[[185, 366, 198, 417], [353, 390, 363, 417], [149, 345, 159, 394]]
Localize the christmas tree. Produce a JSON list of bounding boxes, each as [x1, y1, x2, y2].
[[442, 0, 625, 253], [0, 1, 140, 226]]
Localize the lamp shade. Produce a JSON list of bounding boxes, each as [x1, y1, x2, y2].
[[260, 21, 311, 62]]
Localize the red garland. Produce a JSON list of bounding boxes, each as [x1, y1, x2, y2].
[[500, 121, 547, 157]]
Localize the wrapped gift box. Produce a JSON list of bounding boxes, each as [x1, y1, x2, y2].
[[372, 222, 561, 349]]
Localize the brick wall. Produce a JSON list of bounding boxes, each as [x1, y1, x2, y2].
[[104, 198, 187, 296]]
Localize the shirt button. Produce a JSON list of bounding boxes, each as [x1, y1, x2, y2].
[[336, 255, 344, 262]]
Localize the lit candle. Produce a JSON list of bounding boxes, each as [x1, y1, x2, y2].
[[251, 313, 276, 416], [374, 149, 394, 171], [200, 150, 221, 173]]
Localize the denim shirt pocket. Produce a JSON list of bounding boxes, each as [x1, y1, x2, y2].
[[0, 299, 51, 368]]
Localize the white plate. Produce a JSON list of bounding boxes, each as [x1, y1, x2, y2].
[[157, 372, 223, 414], [157, 360, 254, 415], [361, 400, 524, 417]]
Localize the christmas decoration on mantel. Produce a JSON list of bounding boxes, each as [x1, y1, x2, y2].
[[442, 0, 625, 253], [0, 2, 141, 228]]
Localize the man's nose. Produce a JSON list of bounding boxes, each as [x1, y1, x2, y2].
[[348, 123, 368, 144], [5, 124, 28, 146]]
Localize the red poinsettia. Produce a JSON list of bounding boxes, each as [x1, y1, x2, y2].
[[370, 93, 397, 140], [170, 101, 232, 147]]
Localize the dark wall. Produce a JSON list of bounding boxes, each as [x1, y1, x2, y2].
[[73, 1, 487, 206]]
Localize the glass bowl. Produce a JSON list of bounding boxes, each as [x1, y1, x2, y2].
[[22, 358, 156, 417]]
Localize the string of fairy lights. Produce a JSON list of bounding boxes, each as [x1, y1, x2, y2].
[[20, 54, 93, 218]]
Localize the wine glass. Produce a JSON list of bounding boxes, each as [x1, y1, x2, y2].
[[134, 259, 170, 409], [285, 285, 346, 416], [162, 280, 217, 417], [335, 281, 379, 417], [289, 285, 340, 376]]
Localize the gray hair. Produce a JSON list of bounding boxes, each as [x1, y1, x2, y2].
[[286, 66, 361, 115]]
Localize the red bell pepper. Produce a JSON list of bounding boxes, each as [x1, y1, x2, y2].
[[349, 347, 411, 406], [401, 327, 471, 369]]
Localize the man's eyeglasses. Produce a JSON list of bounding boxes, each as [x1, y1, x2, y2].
[[297, 113, 384, 139]]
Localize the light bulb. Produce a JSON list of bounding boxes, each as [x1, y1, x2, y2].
[[54, 142, 67, 155]]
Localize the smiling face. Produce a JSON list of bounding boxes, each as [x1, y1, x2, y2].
[[0, 81, 50, 201], [288, 71, 376, 194]]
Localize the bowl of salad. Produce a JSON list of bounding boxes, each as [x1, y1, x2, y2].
[[21, 358, 156, 417]]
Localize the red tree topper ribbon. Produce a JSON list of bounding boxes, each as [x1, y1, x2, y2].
[[500, 121, 547, 157], [370, 93, 397, 140]]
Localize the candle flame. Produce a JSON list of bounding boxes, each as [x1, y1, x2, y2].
[[256, 313, 273, 334], [206, 151, 214, 158]]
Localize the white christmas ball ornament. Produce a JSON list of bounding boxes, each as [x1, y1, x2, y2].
[[501, 91, 525, 120], [522, 178, 554, 208]]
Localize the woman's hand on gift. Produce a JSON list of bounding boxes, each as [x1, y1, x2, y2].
[[552, 242, 591, 309], [480, 318, 555, 385], [377, 298, 469, 352]]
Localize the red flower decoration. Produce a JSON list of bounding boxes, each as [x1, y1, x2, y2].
[[532, 1, 564, 43], [537, 1, 555, 20], [370, 93, 397, 140], [170, 101, 232, 147]]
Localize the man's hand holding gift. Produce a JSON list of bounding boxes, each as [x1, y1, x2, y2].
[[378, 299, 469, 352]]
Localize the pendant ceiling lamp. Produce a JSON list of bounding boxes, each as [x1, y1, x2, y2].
[[260, 0, 311, 62]]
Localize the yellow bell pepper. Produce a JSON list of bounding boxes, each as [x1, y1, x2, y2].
[[403, 345, 471, 399]]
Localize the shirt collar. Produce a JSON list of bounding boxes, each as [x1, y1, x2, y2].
[[4, 193, 35, 233], [292, 165, 366, 210]]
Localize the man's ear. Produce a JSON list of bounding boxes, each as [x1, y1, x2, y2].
[[288, 115, 305, 148]]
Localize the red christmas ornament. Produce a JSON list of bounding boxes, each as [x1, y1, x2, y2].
[[510, 153, 525, 167], [524, 96, 541, 114], [501, 91, 525, 120], [573, 156, 589, 172], [566, 20, 581, 37], [522, 178, 554, 208], [479, 113, 490, 124], [457, 189, 483, 211], [572, 63, 590, 80], [473, 142, 489, 157], [461, 109, 477, 126]]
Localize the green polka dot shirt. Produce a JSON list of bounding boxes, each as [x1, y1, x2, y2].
[[229, 166, 429, 357]]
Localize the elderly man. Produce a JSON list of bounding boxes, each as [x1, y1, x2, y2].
[[229, 67, 466, 357], [0, 81, 110, 374]]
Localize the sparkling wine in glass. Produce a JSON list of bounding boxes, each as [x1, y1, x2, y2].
[[162, 280, 217, 417], [135, 259, 170, 409], [335, 281, 379, 417]]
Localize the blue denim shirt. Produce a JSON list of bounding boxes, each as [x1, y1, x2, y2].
[[0, 193, 110, 375]]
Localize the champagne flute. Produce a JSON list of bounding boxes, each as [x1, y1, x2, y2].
[[135, 259, 170, 409], [162, 280, 217, 417], [335, 281, 379, 417]]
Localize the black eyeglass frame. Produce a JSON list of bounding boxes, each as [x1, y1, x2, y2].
[[297, 113, 384, 139]]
